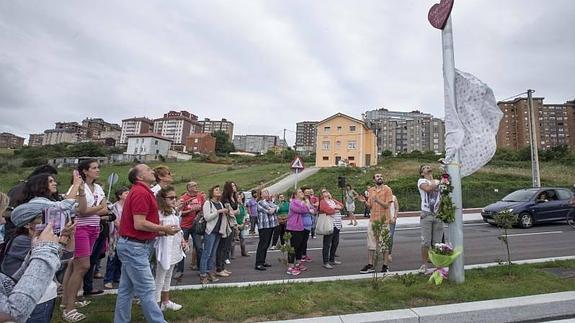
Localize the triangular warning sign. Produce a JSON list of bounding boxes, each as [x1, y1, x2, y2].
[[290, 157, 305, 169]]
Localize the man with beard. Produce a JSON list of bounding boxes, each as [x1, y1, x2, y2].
[[360, 173, 393, 274], [417, 165, 442, 274]]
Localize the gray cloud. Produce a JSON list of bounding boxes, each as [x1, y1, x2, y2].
[[0, 0, 573, 145]]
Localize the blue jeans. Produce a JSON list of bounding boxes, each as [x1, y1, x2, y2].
[[27, 298, 55, 323], [114, 238, 166, 323], [104, 252, 121, 284], [200, 232, 220, 275], [176, 228, 203, 273]]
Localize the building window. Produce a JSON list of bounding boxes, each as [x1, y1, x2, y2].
[[155, 140, 159, 145], [348, 156, 355, 161], [156, 149, 159, 154], [324, 127, 331, 133], [349, 125, 356, 132], [348, 140, 356, 149], [194, 138, 199, 143], [337, 126, 342, 131], [322, 141, 330, 150], [322, 156, 329, 161], [336, 141, 341, 148]]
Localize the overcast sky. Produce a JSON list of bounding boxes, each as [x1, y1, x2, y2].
[[1, 0, 573, 145]]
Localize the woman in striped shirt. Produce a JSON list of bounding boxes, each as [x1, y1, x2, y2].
[[318, 189, 344, 269], [62, 159, 108, 321]]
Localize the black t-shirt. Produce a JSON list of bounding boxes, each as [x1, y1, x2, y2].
[[211, 201, 224, 232]]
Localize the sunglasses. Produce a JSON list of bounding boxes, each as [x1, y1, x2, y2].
[[164, 196, 177, 200]]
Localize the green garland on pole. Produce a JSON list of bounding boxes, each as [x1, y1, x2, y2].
[[436, 172, 456, 223]]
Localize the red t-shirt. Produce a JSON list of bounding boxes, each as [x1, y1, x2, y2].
[[180, 192, 206, 229], [119, 181, 159, 241]]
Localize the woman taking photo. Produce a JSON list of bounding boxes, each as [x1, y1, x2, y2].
[[62, 159, 108, 322]]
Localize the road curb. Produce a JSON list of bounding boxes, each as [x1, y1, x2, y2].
[[269, 291, 575, 323]]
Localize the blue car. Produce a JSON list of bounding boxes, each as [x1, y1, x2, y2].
[[481, 187, 573, 228]]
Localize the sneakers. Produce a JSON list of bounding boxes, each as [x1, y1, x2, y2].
[[296, 263, 308, 271], [208, 273, 220, 282], [269, 245, 277, 250], [200, 275, 209, 285], [286, 267, 301, 276], [360, 264, 375, 274], [172, 271, 183, 280], [381, 264, 389, 273], [418, 264, 427, 274], [224, 259, 231, 265], [161, 300, 182, 311], [329, 260, 342, 265], [215, 270, 230, 277], [322, 263, 334, 269], [103, 282, 114, 289], [301, 255, 312, 262]]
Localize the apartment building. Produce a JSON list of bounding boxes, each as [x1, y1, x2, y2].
[[199, 118, 234, 140], [295, 121, 318, 155], [28, 134, 44, 147], [497, 97, 575, 150], [153, 110, 201, 148], [0, 132, 25, 149], [81, 118, 121, 140], [315, 113, 377, 168], [363, 109, 445, 154], [43, 128, 78, 145], [120, 117, 154, 144], [233, 135, 279, 154], [186, 133, 216, 155]]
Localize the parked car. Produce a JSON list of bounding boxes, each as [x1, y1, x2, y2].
[[481, 187, 574, 228]]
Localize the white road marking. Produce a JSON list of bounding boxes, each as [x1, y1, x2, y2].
[[507, 231, 563, 237]]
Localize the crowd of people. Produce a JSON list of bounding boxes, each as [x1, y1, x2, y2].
[[0, 161, 445, 322]]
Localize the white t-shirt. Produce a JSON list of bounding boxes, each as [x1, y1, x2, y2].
[[418, 178, 440, 213], [76, 183, 105, 227]]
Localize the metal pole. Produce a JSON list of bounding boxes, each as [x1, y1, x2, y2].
[[442, 17, 464, 283], [294, 168, 299, 190], [527, 89, 541, 188]]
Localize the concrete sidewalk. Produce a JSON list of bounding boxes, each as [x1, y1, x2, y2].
[[270, 291, 575, 323]]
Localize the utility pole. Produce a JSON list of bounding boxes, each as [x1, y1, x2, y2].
[[527, 89, 541, 188]]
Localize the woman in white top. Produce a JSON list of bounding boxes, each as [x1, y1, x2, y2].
[[62, 159, 108, 322], [154, 186, 185, 311]]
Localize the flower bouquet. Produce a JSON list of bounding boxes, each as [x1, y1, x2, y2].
[[436, 172, 456, 223], [427, 242, 462, 285]]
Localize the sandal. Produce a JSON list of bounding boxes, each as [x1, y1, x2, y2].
[[59, 300, 91, 309], [62, 309, 86, 322]]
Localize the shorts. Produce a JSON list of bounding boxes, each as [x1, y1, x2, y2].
[[345, 203, 355, 213], [420, 211, 444, 248], [75, 225, 100, 258], [367, 222, 390, 251]]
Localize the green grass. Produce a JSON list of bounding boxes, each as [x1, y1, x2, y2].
[[52, 260, 575, 322], [0, 161, 289, 196]]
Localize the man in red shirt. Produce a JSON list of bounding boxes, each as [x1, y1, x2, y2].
[[114, 164, 180, 323], [174, 181, 206, 277]]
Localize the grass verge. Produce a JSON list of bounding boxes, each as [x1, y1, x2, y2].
[[52, 260, 575, 322]]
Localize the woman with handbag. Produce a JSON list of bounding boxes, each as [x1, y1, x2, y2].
[[285, 189, 312, 276], [318, 189, 344, 269], [199, 185, 228, 284]]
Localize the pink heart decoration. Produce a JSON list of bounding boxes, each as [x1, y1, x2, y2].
[[428, 0, 454, 30]]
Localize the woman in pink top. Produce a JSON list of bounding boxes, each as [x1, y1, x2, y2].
[[286, 188, 311, 276], [319, 189, 344, 269], [62, 159, 108, 321]]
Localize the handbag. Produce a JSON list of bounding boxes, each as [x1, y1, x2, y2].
[[192, 213, 206, 235], [315, 213, 334, 235]]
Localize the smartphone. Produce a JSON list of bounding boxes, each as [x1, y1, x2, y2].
[[73, 169, 80, 177], [35, 207, 67, 235]]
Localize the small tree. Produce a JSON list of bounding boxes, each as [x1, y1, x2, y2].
[[278, 232, 295, 286], [212, 130, 235, 155], [371, 220, 392, 289], [493, 210, 518, 274]]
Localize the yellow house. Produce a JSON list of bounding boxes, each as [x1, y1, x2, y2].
[[315, 113, 378, 168]]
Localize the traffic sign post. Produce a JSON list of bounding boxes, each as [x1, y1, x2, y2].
[[290, 156, 305, 190]]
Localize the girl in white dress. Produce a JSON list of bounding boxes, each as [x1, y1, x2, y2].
[[154, 186, 187, 311]]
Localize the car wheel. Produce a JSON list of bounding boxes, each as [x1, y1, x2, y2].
[[518, 212, 533, 229]]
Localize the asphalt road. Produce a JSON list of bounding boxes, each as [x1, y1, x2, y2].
[[114, 221, 574, 287]]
